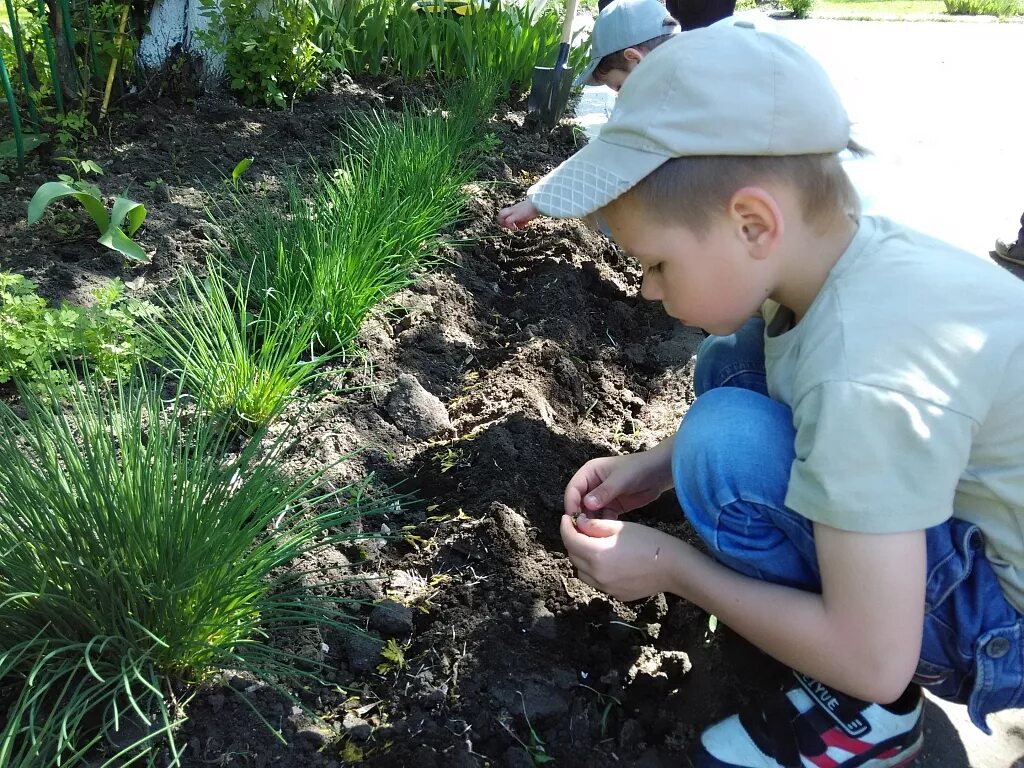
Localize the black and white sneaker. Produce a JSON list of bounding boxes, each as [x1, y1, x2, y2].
[[698, 672, 923, 768]]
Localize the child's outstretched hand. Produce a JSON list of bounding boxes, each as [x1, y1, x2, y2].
[[497, 199, 539, 230], [560, 513, 687, 602], [563, 446, 673, 523]]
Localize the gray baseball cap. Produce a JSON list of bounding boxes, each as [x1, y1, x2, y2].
[[574, 0, 679, 87], [531, 21, 851, 219]]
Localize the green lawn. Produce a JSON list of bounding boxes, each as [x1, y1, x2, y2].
[[816, 0, 945, 13]]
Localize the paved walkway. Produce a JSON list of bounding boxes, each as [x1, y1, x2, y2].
[[920, 695, 1024, 767], [574, 17, 1024, 766]]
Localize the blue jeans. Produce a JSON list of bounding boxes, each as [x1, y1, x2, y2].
[[673, 318, 1024, 732]]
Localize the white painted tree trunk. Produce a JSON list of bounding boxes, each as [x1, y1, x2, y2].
[[137, 0, 225, 75]]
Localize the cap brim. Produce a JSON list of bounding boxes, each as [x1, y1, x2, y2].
[[528, 138, 668, 219], [573, 60, 600, 87]]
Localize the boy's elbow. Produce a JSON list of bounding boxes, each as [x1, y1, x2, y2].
[[857, 653, 918, 705], [867, 670, 915, 706], [834, 612, 921, 704]]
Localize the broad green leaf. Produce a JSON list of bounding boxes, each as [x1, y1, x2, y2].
[[109, 196, 147, 236], [232, 157, 253, 184], [98, 226, 149, 263], [73, 192, 111, 233], [27, 181, 110, 232]]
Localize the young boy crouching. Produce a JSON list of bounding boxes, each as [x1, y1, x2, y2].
[[535, 21, 1024, 768]]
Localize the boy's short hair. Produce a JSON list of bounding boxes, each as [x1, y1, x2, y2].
[[576, 0, 681, 86], [592, 23, 679, 79], [528, 23, 853, 222], [627, 143, 866, 235]]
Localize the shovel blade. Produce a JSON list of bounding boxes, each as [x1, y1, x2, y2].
[[528, 65, 574, 128]]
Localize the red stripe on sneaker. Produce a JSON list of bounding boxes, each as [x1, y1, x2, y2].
[[821, 729, 872, 754], [807, 752, 839, 768]]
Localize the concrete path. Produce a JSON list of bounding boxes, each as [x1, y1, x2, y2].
[[921, 695, 1024, 767], [573, 17, 1024, 766]]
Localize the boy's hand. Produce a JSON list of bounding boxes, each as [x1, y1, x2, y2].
[[560, 514, 688, 602], [497, 200, 539, 230], [563, 448, 673, 520]]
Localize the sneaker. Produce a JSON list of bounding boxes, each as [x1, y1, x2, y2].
[[994, 239, 1024, 266], [698, 672, 923, 768]]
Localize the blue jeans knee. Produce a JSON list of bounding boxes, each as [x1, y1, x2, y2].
[[693, 318, 768, 397], [672, 387, 820, 589]]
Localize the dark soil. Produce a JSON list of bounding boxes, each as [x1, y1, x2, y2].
[[0, 77, 787, 767]]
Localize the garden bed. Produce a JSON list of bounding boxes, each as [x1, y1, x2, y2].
[[0, 77, 787, 767]]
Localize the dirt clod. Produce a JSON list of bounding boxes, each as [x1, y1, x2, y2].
[[385, 373, 453, 438], [368, 599, 414, 636], [343, 632, 384, 674]]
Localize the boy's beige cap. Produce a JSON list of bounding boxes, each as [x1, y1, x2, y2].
[[529, 20, 851, 219], [575, 0, 678, 87]]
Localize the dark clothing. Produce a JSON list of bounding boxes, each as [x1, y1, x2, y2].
[[666, 0, 737, 29], [597, 0, 736, 30]]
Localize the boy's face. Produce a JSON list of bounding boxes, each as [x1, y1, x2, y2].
[[593, 65, 632, 92], [602, 193, 771, 336], [593, 49, 644, 93]]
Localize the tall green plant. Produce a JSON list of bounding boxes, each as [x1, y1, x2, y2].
[[145, 265, 327, 431], [0, 370, 393, 766], [225, 89, 492, 351], [2, 0, 39, 129], [0, 42, 26, 167], [333, 0, 587, 92]]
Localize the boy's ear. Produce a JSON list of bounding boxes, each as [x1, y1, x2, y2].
[[622, 47, 644, 65], [728, 186, 783, 258]]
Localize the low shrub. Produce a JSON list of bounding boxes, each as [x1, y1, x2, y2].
[[784, 0, 816, 17], [0, 270, 159, 385], [0, 370, 393, 765], [198, 0, 340, 107], [944, 0, 1020, 14]]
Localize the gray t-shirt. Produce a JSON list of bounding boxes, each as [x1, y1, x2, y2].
[[764, 215, 1024, 614]]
